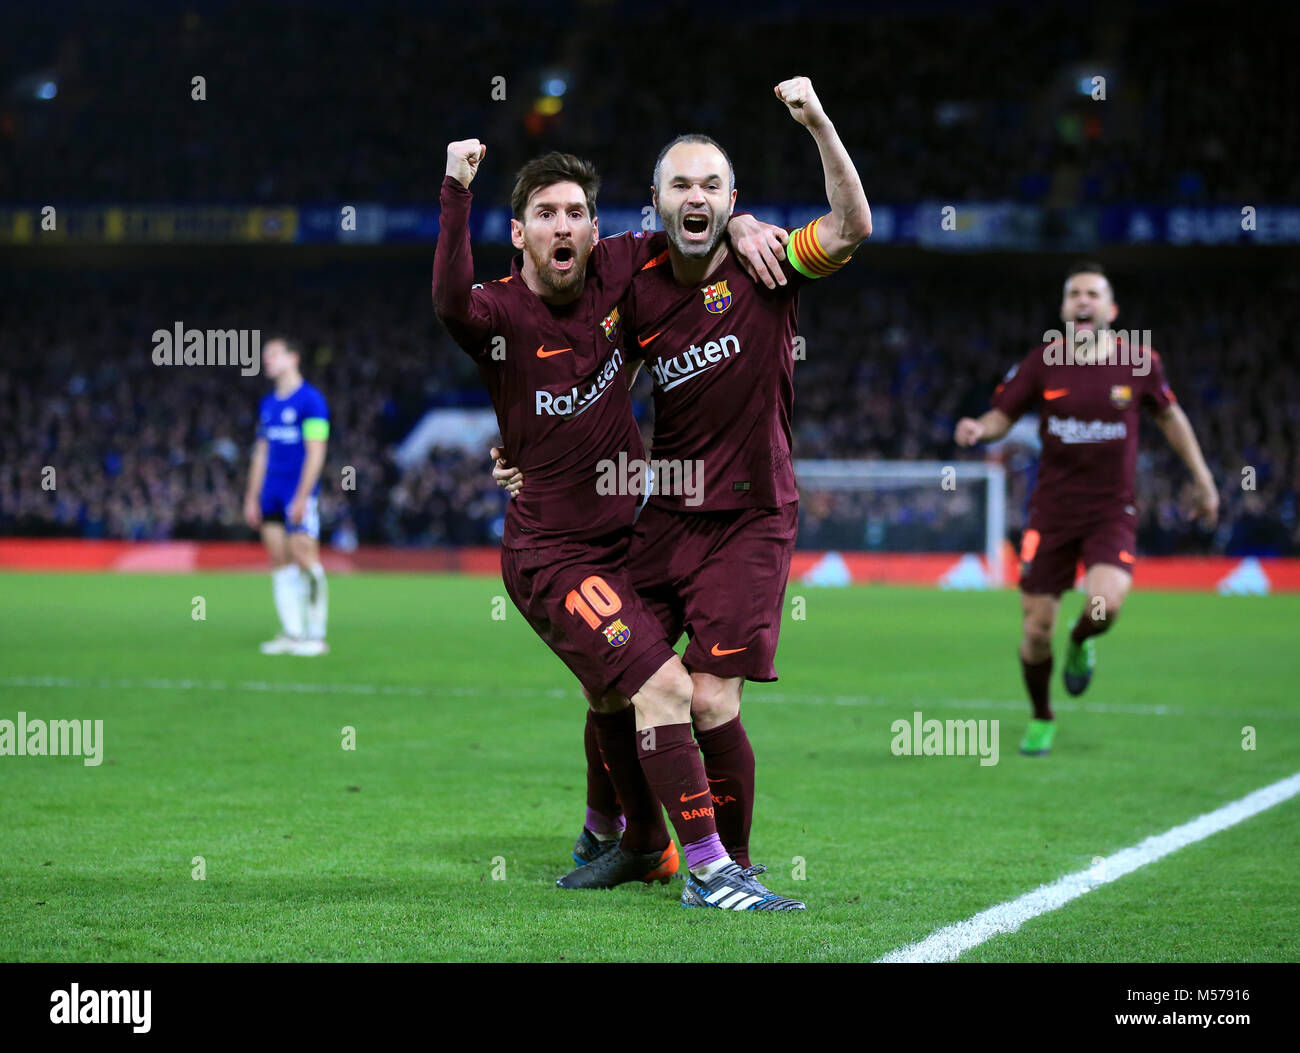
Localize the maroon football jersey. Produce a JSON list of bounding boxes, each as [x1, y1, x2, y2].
[[624, 246, 812, 512], [991, 336, 1177, 519], [432, 176, 667, 548]]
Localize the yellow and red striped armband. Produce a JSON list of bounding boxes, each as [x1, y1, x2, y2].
[[786, 216, 851, 279]]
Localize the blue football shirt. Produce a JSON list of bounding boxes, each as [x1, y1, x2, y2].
[[257, 381, 330, 489]]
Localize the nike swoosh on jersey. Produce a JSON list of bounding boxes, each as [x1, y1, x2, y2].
[[711, 644, 747, 656], [637, 331, 663, 347], [536, 345, 573, 358], [1043, 388, 1070, 400], [680, 789, 711, 802]]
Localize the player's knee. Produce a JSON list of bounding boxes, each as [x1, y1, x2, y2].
[[633, 661, 693, 724], [1022, 619, 1053, 655], [658, 664, 694, 712], [691, 676, 740, 726], [1022, 612, 1053, 642]]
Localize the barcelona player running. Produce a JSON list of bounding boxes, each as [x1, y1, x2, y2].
[[433, 142, 800, 909], [955, 264, 1218, 755], [243, 336, 331, 657], [497, 78, 870, 908]]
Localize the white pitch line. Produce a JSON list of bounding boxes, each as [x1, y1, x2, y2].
[[1, 675, 1296, 720], [754, 692, 1190, 717], [0, 675, 569, 700], [878, 770, 1300, 963], [748, 692, 1300, 721]]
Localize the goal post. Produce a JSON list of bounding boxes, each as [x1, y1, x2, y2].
[[793, 459, 1008, 588]]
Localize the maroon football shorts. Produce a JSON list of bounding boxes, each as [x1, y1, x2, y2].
[[1018, 505, 1138, 596], [501, 528, 678, 700], [629, 500, 798, 682]]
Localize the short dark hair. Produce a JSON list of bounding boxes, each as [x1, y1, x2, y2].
[[263, 334, 301, 357], [652, 134, 735, 196], [510, 152, 600, 221], [1065, 261, 1110, 285]]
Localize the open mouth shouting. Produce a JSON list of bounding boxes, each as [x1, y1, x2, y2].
[[681, 211, 711, 242], [551, 244, 575, 272]]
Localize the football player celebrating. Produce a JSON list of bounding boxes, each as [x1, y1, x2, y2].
[[495, 77, 870, 909], [955, 263, 1218, 755], [243, 336, 331, 657], [434, 141, 802, 909]]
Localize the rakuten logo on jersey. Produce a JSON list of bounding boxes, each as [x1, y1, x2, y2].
[[649, 334, 741, 391], [1047, 416, 1128, 443], [536, 347, 624, 418]]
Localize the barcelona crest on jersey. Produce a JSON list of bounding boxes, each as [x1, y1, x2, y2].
[[702, 280, 732, 314], [1110, 384, 1132, 409], [603, 619, 631, 647], [600, 306, 620, 342]]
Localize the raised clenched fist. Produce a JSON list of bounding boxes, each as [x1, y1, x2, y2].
[[954, 417, 985, 447], [774, 77, 827, 131], [446, 139, 487, 188]]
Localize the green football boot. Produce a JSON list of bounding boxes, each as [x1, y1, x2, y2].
[[1063, 636, 1096, 696], [1019, 718, 1056, 756]]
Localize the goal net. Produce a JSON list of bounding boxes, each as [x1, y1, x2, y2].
[[793, 459, 1008, 588]]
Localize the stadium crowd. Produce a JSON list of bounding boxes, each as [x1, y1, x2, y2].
[[2, 260, 1296, 556], [3, 1, 1295, 555], [2, 1, 1296, 207]]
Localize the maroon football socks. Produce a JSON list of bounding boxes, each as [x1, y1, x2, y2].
[[589, 706, 669, 853], [1071, 608, 1116, 643], [583, 711, 623, 836], [1021, 653, 1054, 721], [636, 721, 729, 871], [694, 715, 755, 868]]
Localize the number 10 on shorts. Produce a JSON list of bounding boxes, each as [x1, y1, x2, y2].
[[565, 575, 622, 629]]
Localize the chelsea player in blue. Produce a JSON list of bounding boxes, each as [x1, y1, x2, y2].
[[243, 337, 331, 656]]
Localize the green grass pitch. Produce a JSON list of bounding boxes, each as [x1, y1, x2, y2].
[[1, 572, 1297, 962]]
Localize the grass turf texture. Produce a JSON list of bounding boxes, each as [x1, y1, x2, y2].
[[1, 572, 1297, 962]]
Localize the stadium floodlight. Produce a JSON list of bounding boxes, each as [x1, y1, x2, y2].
[[793, 460, 1007, 587]]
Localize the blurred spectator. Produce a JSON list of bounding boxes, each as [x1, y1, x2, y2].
[[1, 259, 1295, 555]]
